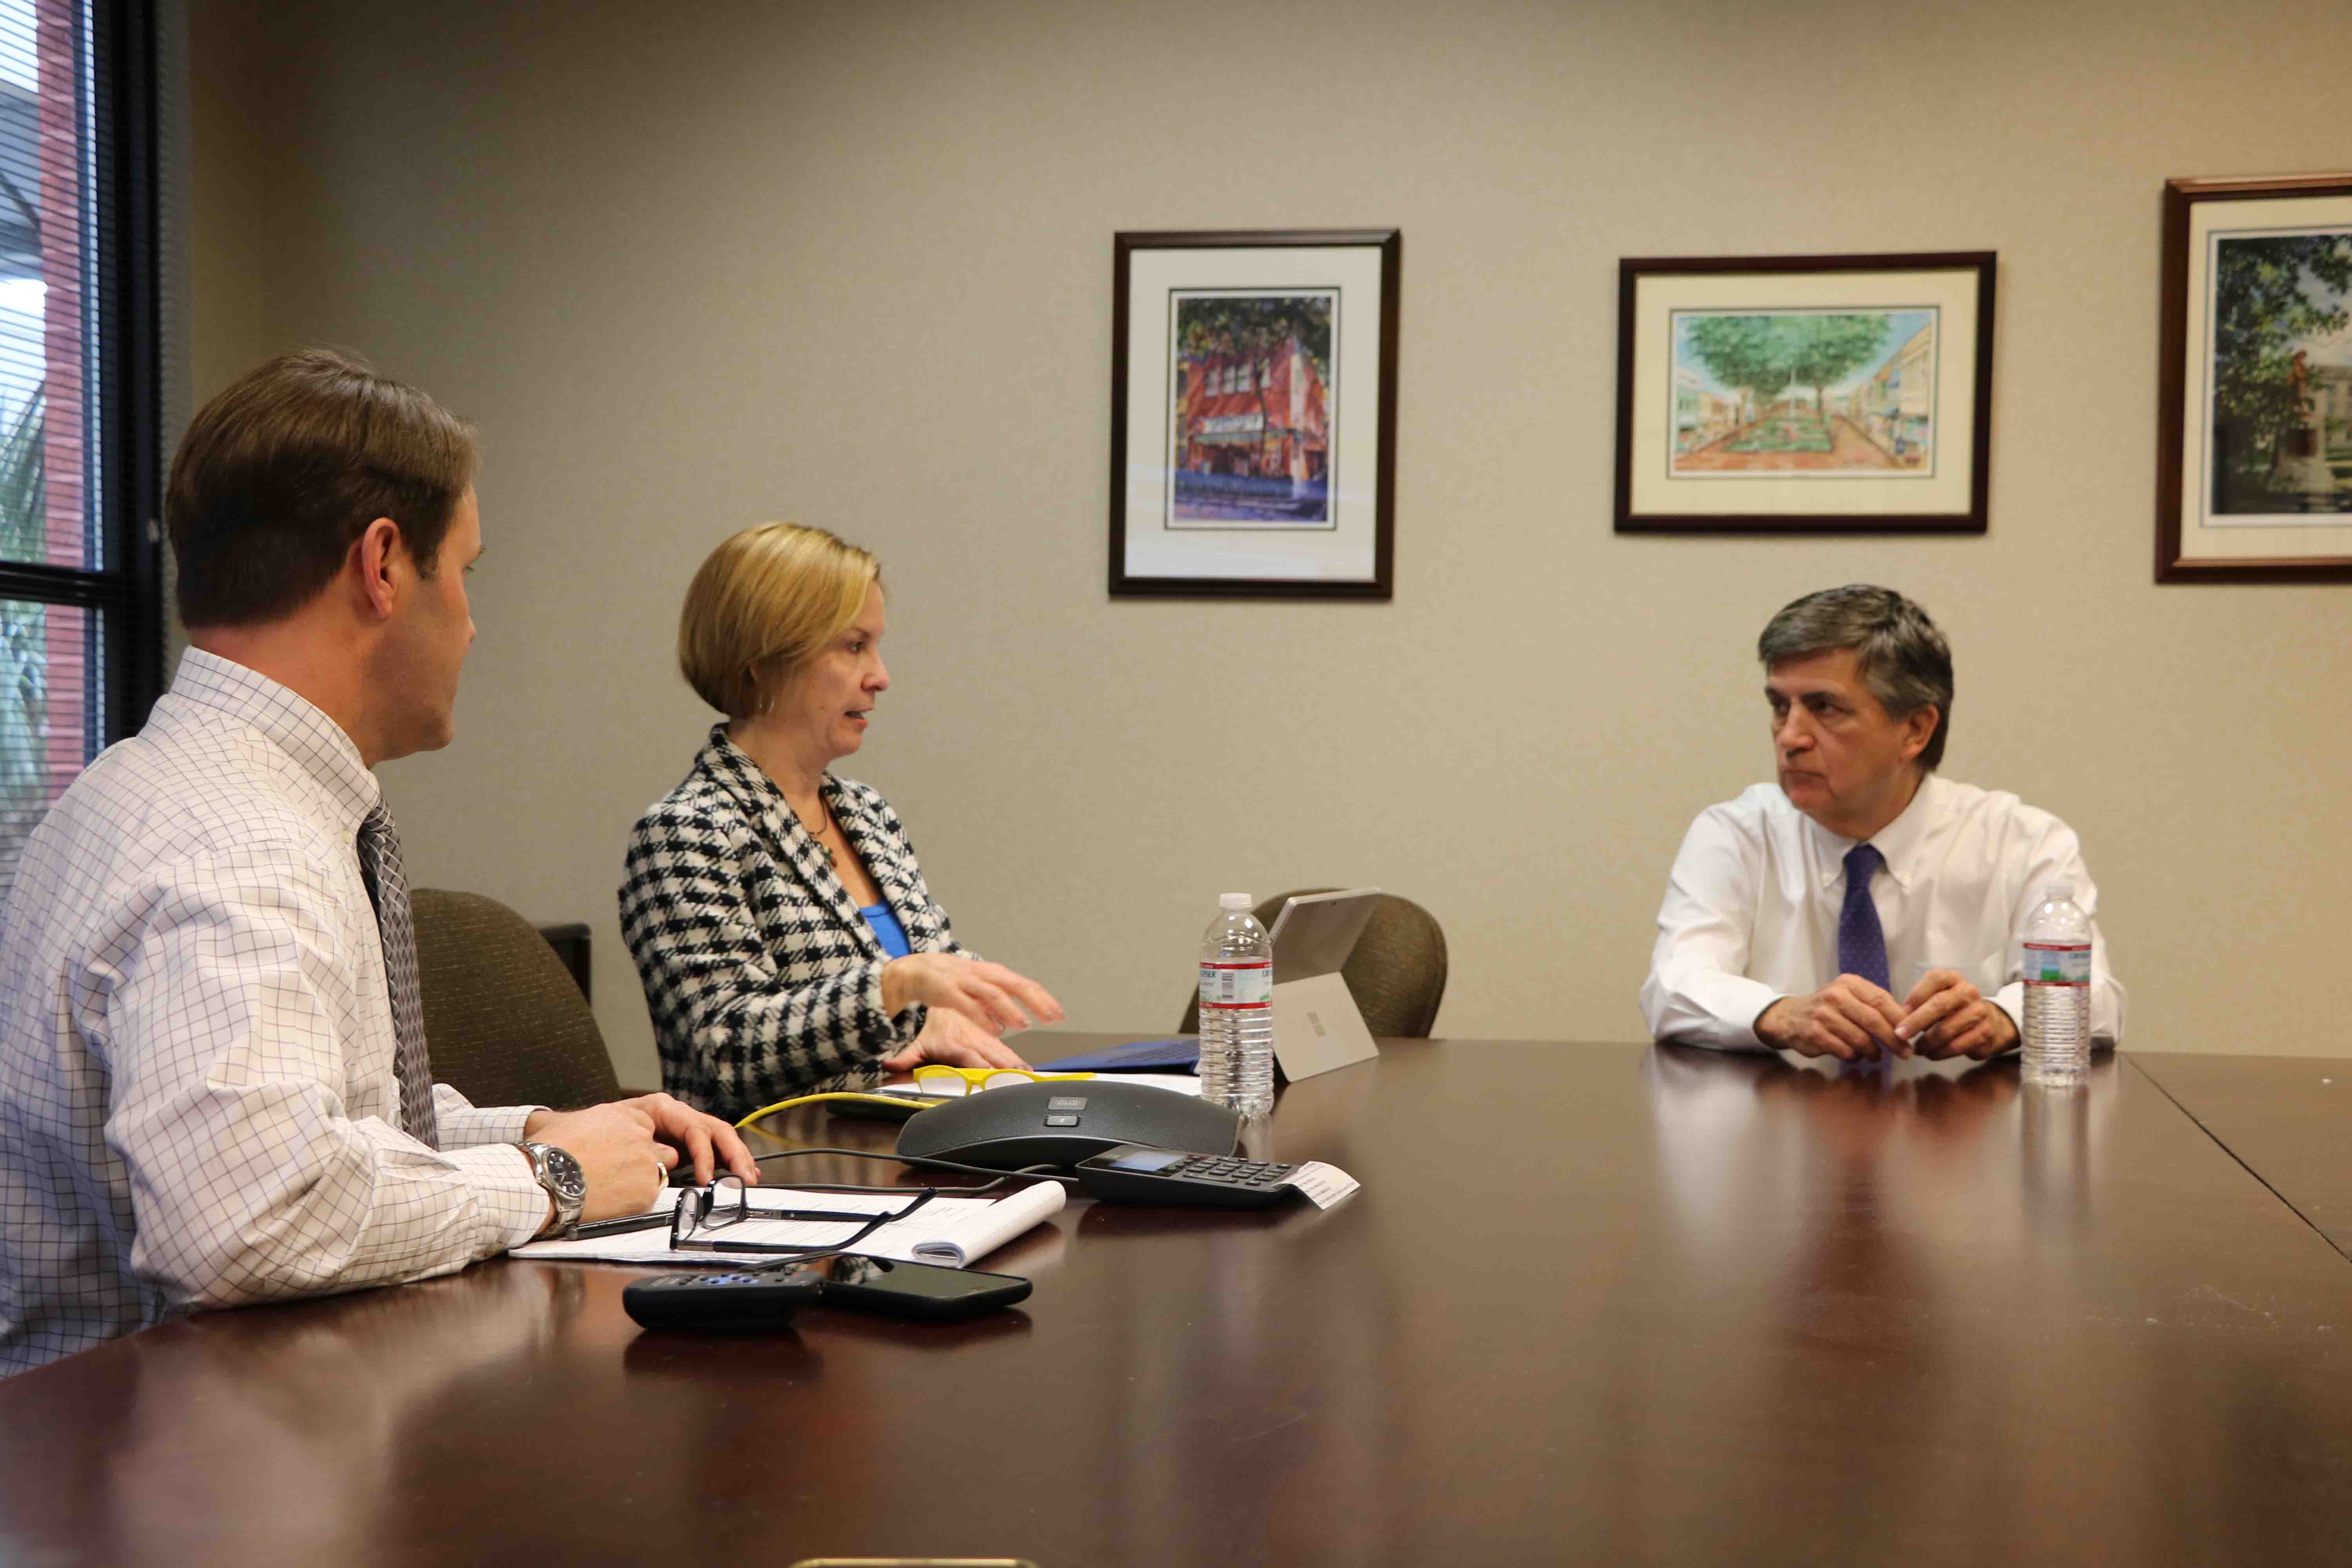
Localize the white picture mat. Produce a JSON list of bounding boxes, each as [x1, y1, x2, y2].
[[1626, 267, 1982, 517], [2177, 192, 2352, 560], [1121, 244, 1386, 582]]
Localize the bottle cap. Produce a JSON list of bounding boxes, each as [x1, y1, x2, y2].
[[1220, 893, 1252, 911], [2040, 882, 2077, 906]]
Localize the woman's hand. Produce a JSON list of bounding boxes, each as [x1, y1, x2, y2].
[[880, 953, 1064, 1034], [879, 1007, 1034, 1073]]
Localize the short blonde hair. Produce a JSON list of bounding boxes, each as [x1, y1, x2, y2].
[[678, 523, 881, 720]]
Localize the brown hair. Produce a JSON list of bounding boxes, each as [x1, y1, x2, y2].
[[166, 348, 478, 627], [678, 523, 880, 720]]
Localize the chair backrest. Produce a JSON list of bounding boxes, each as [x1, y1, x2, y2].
[[1178, 888, 1448, 1039], [412, 887, 622, 1111]]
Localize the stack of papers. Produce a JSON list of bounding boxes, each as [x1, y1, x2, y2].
[[907, 1072, 1204, 1099], [514, 1180, 1065, 1268]]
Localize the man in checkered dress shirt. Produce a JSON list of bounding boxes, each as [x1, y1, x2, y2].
[[0, 350, 753, 1376]]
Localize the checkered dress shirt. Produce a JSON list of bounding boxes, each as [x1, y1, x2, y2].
[[0, 650, 548, 1376], [620, 726, 969, 1119]]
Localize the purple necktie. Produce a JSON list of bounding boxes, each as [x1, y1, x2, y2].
[[1837, 842, 1890, 992], [357, 804, 440, 1150]]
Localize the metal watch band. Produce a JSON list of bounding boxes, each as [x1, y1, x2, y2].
[[516, 1141, 586, 1238]]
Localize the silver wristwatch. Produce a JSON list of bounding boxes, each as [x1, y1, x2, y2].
[[516, 1141, 587, 1238]]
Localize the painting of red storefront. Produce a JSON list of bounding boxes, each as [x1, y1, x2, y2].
[[1167, 289, 1336, 528]]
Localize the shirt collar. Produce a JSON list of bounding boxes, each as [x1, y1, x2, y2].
[[167, 648, 380, 827], [694, 723, 874, 935], [1806, 771, 1945, 891], [698, 724, 800, 822], [695, 723, 856, 835]]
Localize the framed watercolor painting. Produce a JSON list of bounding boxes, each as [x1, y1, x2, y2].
[[1615, 252, 1996, 534], [2157, 173, 2352, 583], [1109, 229, 1399, 598]]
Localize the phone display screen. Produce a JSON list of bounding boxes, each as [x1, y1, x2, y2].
[[1102, 1148, 1187, 1173]]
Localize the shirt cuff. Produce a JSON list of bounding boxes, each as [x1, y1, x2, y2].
[[444, 1142, 552, 1250], [859, 958, 926, 1051], [435, 1093, 544, 1150], [1993, 982, 2026, 1043], [1697, 975, 1784, 1050]]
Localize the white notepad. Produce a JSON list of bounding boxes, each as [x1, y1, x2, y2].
[[512, 1179, 1065, 1268]]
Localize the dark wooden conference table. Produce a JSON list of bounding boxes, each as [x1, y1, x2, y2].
[[2132, 1051, 2352, 1260], [2, 1037, 2350, 1567]]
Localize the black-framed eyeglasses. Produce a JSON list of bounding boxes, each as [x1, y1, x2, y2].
[[668, 1174, 937, 1256]]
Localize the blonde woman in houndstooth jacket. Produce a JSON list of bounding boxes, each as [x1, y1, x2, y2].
[[620, 524, 1063, 1120]]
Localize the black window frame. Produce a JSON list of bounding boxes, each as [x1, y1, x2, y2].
[[0, 0, 165, 753]]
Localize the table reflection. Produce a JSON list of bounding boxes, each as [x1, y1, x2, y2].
[[1643, 1045, 2115, 1228], [1624, 1046, 2243, 1561], [100, 1265, 580, 1561]]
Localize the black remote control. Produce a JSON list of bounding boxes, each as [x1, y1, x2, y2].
[[622, 1267, 822, 1330]]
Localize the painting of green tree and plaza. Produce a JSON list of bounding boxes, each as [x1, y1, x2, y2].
[[1670, 309, 1936, 474], [2206, 229, 2352, 515]]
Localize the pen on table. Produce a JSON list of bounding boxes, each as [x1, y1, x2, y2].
[[571, 1212, 673, 1239]]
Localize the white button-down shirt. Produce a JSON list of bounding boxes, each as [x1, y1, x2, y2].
[[0, 650, 547, 1376], [1639, 773, 2125, 1052]]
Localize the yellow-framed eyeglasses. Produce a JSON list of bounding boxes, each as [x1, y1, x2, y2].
[[909, 1065, 1095, 1097]]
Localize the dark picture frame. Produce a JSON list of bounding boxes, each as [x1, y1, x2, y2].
[[1614, 252, 1996, 534], [2156, 173, 2352, 583], [1109, 229, 1399, 599]]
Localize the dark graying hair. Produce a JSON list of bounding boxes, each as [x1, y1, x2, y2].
[[1758, 584, 1954, 770]]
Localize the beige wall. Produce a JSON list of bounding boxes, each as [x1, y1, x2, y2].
[[187, 0, 2352, 1085]]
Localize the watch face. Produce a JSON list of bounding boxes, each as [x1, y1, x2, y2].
[[543, 1145, 587, 1202]]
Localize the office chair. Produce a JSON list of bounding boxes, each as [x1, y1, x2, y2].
[[412, 888, 623, 1111], [1177, 888, 1449, 1039]]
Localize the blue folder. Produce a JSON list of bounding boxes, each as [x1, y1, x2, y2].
[[1037, 1037, 1201, 1073]]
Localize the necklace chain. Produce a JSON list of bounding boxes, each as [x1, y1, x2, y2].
[[792, 795, 837, 865]]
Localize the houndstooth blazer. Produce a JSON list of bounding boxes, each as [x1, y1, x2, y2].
[[619, 726, 969, 1119]]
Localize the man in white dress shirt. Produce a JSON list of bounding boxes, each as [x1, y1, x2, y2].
[[1640, 584, 2124, 1062], [0, 350, 756, 1375]]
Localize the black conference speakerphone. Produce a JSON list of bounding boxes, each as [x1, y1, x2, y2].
[[826, 1090, 935, 1123], [895, 1080, 1241, 1170], [1074, 1145, 1302, 1209]]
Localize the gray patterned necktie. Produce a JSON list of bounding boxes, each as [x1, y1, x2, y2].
[[357, 804, 440, 1150]]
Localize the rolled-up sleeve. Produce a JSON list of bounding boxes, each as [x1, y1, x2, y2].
[[1639, 808, 1782, 1051]]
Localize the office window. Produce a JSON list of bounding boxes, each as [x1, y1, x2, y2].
[[0, 0, 161, 907]]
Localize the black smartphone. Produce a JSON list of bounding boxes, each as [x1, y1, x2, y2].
[[804, 1254, 1031, 1320]]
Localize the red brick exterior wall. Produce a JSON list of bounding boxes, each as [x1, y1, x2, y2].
[[36, 0, 86, 781]]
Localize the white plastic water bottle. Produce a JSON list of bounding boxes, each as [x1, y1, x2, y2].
[[1197, 893, 1275, 1119], [2020, 883, 2092, 1087]]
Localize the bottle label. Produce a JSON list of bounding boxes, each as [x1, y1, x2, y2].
[[2021, 941, 2091, 985], [1199, 960, 1273, 1009]]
